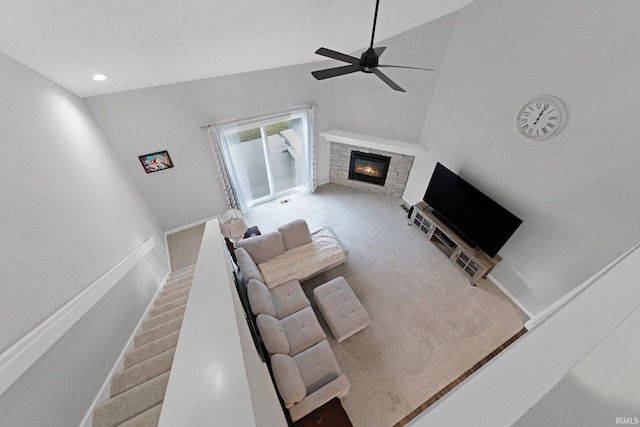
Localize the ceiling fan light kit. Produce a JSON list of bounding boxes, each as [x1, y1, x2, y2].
[[311, 0, 434, 92]]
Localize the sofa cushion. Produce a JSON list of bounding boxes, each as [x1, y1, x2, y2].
[[278, 219, 312, 250], [247, 279, 276, 317], [293, 340, 342, 395], [271, 354, 307, 407], [269, 279, 310, 319], [256, 314, 290, 355], [237, 232, 286, 265], [280, 306, 326, 356]]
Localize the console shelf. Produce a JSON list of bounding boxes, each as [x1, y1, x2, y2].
[[409, 201, 500, 285]]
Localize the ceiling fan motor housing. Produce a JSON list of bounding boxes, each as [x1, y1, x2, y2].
[[360, 47, 379, 71]]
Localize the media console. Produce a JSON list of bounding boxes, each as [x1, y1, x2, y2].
[[409, 201, 501, 285]]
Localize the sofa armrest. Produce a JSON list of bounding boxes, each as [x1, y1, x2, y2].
[[235, 247, 265, 283], [287, 375, 350, 422], [318, 225, 349, 258]]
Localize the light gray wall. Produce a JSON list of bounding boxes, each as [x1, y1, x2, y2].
[[85, 63, 335, 232], [416, 0, 640, 315], [0, 52, 168, 427], [330, 12, 457, 143]]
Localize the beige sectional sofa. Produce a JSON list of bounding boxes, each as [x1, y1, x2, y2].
[[235, 219, 348, 290], [235, 219, 350, 422]]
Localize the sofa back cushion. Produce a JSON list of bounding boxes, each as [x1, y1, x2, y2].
[[256, 314, 290, 355], [247, 279, 276, 317], [234, 247, 265, 283], [271, 354, 307, 407], [278, 219, 312, 250], [237, 232, 286, 264]]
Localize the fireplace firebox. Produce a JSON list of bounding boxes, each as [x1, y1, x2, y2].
[[348, 151, 391, 186]]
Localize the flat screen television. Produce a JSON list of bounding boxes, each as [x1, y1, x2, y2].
[[423, 163, 522, 258]]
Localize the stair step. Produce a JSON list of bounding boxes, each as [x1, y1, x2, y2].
[[125, 331, 180, 369], [169, 265, 196, 279], [149, 295, 189, 318], [158, 280, 191, 298], [93, 371, 170, 427], [111, 348, 176, 397], [143, 304, 186, 331], [164, 273, 194, 289], [153, 287, 190, 307], [119, 404, 162, 427], [135, 316, 183, 348]]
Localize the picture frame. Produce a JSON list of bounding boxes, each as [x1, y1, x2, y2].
[[138, 150, 174, 173]]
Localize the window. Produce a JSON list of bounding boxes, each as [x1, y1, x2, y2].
[[213, 106, 314, 208]]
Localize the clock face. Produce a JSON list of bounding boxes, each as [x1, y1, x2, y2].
[[516, 96, 566, 140]]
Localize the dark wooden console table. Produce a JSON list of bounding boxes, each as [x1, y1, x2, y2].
[[293, 398, 353, 427]]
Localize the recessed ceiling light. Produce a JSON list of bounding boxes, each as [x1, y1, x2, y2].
[[93, 74, 107, 81]]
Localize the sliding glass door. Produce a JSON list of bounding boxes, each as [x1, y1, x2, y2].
[[214, 107, 313, 208]]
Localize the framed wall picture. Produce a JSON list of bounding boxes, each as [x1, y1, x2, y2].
[[138, 150, 174, 173]]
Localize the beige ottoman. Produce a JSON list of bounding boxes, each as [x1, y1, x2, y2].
[[313, 276, 371, 342]]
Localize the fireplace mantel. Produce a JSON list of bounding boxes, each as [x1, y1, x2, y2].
[[320, 129, 428, 157]]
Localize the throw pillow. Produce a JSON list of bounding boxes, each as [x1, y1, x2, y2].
[[256, 314, 290, 355], [271, 354, 307, 406], [247, 279, 276, 317], [237, 232, 286, 264], [278, 219, 312, 250]]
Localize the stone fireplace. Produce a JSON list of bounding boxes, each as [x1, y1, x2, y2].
[[329, 142, 414, 197]]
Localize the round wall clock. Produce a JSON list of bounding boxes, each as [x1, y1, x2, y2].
[[516, 95, 567, 140]]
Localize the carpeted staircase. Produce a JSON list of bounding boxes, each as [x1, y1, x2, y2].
[[92, 265, 195, 427]]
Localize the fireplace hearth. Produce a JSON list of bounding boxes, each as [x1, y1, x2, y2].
[[349, 151, 391, 186]]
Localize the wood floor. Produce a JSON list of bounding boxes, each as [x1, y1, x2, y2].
[[392, 327, 528, 427]]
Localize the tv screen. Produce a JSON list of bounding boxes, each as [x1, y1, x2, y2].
[[423, 163, 522, 258]]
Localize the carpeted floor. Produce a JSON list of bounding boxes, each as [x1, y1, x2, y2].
[[166, 223, 205, 271], [167, 183, 527, 427]]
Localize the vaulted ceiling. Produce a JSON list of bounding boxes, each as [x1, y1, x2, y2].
[[0, 0, 474, 97]]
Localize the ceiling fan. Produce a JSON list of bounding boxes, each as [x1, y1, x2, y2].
[[311, 0, 434, 92]]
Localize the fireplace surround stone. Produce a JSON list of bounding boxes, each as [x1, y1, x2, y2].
[[329, 142, 414, 197]]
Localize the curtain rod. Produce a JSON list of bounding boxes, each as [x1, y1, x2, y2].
[[200, 103, 316, 131]]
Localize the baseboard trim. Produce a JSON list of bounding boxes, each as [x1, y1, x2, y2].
[[0, 238, 156, 398], [487, 274, 535, 320], [79, 270, 170, 427]]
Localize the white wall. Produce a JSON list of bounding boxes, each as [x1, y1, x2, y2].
[[0, 52, 168, 427], [84, 13, 457, 232], [85, 63, 335, 231], [415, 0, 640, 315], [330, 12, 457, 143], [514, 305, 640, 427]]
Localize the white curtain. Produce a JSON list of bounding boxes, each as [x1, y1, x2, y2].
[[205, 125, 242, 210]]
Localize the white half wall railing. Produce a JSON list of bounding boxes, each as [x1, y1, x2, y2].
[[0, 237, 156, 397], [159, 219, 285, 427]]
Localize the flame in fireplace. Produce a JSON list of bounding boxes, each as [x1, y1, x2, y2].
[[355, 162, 383, 178]]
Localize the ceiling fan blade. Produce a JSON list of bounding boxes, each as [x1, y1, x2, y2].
[[374, 46, 386, 57], [372, 68, 406, 92], [314, 47, 360, 64], [312, 64, 362, 80], [378, 64, 435, 71]]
